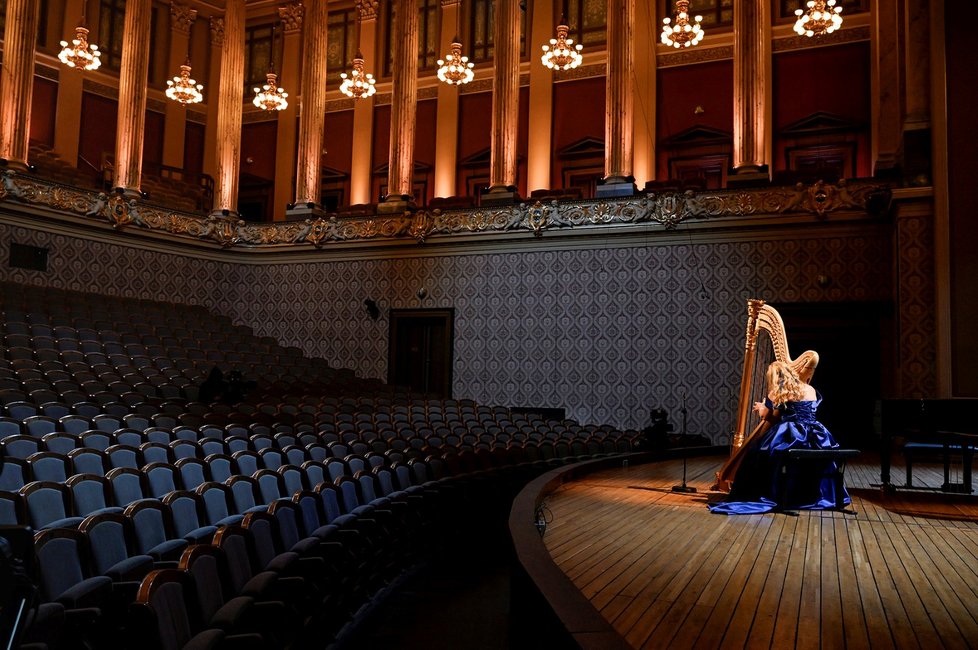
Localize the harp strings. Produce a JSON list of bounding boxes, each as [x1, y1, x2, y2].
[[751, 330, 774, 414]]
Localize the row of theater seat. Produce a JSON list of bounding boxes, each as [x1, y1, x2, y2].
[[7, 442, 549, 649], [2, 280, 636, 648]]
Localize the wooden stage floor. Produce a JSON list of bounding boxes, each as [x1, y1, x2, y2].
[[541, 455, 978, 649]]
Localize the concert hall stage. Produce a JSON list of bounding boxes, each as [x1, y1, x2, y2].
[[512, 454, 978, 649]]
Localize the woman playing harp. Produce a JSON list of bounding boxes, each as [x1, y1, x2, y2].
[[710, 301, 850, 514]]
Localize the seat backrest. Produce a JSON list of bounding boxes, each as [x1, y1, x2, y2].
[[231, 450, 259, 476], [195, 482, 235, 524], [68, 446, 109, 476], [132, 569, 201, 650], [212, 526, 257, 594], [33, 528, 95, 601], [26, 451, 70, 483], [0, 490, 27, 525], [106, 467, 148, 506], [79, 512, 136, 575], [178, 545, 231, 624], [21, 481, 73, 529], [2, 435, 42, 459], [106, 444, 141, 470], [143, 462, 181, 498], [125, 499, 175, 555], [66, 473, 114, 516], [175, 457, 208, 491], [161, 490, 209, 538], [225, 475, 262, 514], [204, 454, 234, 483]]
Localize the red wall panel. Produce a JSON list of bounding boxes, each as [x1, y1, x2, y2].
[[772, 42, 871, 176], [372, 104, 392, 173], [240, 121, 278, 181], [324, 110, 354, 174], [183, 122, 205, 177], [655, 60, 734, 180], [29, 77, 58, 147], [143, 110, 165, 169], [78, 92, 117, 170]]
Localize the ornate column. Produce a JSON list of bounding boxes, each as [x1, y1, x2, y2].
[[162, 2, 197, 172], [113, 0, 153, 195], [434, 0, 461, 198], [276, 2, 306, 220], [291, 0, 327, 213], [211, 0, 246, 216], [632, 0, 656, 187], [349, 3, 378, 205], [484, 0, 522, 203], [0, 0, 40, 170], [203, 17, 225, 185], [380, 0, 420, 213], [598, 0, 637, 197], [731, 0, 771, 185], [526, 0, 554, 193]]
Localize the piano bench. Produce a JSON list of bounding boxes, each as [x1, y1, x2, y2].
[[903, 435, 975, 493], [779, 448, 860, 512]]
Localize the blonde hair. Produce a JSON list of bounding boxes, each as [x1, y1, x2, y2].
[[767, 361, 804, 406]]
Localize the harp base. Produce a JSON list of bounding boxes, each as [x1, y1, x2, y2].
[[671, 484, 697, 493]]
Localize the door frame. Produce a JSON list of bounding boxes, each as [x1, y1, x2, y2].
[[387, 308, 455, 397]]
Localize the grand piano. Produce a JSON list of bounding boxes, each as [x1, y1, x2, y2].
[[879, 398, 978, 493]]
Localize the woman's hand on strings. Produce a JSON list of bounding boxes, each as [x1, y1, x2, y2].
[[752, 401, 769, 421]]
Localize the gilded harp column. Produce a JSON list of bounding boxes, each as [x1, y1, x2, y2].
[[380, 0, 420, 213], [113, 0, 153, 196], [290, 0, 329, 217], [211, 0, 246, 217], [598, 0, 637, 197], [0, 0, 40, 170], [484, 0, 522, 204], [731, 0, 771, 185]]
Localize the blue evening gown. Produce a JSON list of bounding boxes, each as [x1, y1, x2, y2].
[[709, 393, 851, 515]]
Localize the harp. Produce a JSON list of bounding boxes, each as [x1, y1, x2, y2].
[[713, 299, 819, 492]]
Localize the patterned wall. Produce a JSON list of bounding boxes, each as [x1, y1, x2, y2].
[[0, 219, 897, 442], [231, 232, 893, 441], [895, 214, 937, 397]]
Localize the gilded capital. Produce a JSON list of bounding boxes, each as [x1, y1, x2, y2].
[[440, 0, 461, 6], [170, 3, 197, 35], [357, 0, 378, 22], [278, 2, 304, 33], [209, 17, 225, 46]]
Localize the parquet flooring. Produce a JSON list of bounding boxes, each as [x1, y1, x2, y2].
[[542, 456, 978, 649]]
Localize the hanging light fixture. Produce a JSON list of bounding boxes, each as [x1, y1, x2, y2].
[[793, 0, 843, 37], [339, 51, 377, 99], [166, 58, 204, 105], [437, 39, 474, 86], [437, 3, 474, 86], [339, 8, 376, 100], [58, 9, 101, 71], [541, 18, 583, 71], [253, 22, 289, 110], [660, 0, 704, 49]]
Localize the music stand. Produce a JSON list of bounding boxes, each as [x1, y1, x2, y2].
[[672, 390, 697, 493]]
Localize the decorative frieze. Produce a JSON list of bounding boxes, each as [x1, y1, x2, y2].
[[0, 170, 891, 250], [657, 45, 732, 68], [772, 25, 870, 52]]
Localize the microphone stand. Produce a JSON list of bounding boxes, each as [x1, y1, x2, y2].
[[672, 389, 696, 493]]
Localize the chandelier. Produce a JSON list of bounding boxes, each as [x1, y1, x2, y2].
[[339, 52, 377, 100], [660, 0, 704, 49], [793, 0, 843, 37], [166, 59, 204, 105], [253, 71, 289, 111], [58, 14, 101, 71], [437, 40, 474, 86], [541, 20, 583, 71]]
